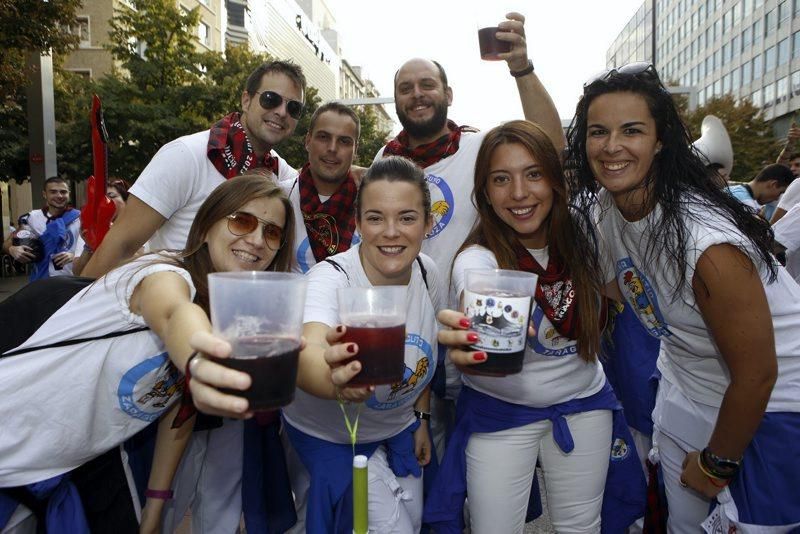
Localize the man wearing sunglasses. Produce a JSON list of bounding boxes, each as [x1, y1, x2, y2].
[[83, 60, 305, 279], [80, 60, 306, 534], [283, 102, 362, 273]]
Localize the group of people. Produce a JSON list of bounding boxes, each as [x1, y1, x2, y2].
[[2, 10, 800, 534]]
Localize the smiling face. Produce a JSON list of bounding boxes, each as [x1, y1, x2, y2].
[[205, 196, 286, 273], [356, 179, 433, 285], [586, 91, 662, 218], [394, 59, 452, 145], [305, 110, 358, 195], [485, 142, 554, 249], [43, 180, 70, 215], [240, 72, 303, 156]]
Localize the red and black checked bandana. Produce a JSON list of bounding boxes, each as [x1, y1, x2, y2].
[[298, 163, 357, 262], [207, 112, 279, 179], [383, 120, 475, 168], [511, 238, 579, 340]]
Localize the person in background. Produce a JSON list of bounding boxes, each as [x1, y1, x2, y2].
[[73, 179, 133, 276], [724, 163, 794, 213]]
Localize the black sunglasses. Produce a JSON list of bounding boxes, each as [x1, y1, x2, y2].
[[226, 211, 285, 251], [583, 62, 660, 91], [253, 90, 304, 120]]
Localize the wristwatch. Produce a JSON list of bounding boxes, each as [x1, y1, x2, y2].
[[702, 447, 742, 479], [414, 409, 431, 421]]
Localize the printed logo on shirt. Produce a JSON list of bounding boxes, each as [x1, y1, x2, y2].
[[295, 233, 361, 273], [366, 332, 434, 411], [118, 353, 182, 422], [425, 173, 454, 239], [61, 227, 75, 252], [610, 438, 630, 461], [616, 258, 672, 338], [527, 306, 578, 357]]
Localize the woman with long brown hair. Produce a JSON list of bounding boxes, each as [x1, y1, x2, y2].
[[424, 120, 643, 533]]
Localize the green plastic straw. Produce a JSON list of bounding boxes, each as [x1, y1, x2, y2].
[[353, 454, 368, 534]]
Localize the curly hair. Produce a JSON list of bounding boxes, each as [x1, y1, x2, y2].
[[565, 69, 776, 295]]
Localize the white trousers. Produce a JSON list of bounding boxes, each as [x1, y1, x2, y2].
[[161, 419, 244, 534], [285, 438, 423, 534], [465, 409, 612, 534]]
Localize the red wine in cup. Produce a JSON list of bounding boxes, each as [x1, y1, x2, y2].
[[342, 321, 405, 386], [478, 26, 512, 60], [213, 336, 300, 410]]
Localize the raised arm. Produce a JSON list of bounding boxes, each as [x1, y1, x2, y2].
[[82, 195, 166, 278], [681, 244, 777, 497], [498, 12, 565, 154]]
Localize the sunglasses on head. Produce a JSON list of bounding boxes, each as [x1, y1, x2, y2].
[[226, 211, 285, 251], [583, 62, 660, 91], [253, 90, 304, 120]]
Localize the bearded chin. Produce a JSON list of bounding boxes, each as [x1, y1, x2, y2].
[[397, 101, 449, 139]]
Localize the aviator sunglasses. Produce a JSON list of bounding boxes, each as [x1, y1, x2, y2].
[[253, 90, 304, 120], [583, 62, 660, 91], [226, 211, 285, 251]]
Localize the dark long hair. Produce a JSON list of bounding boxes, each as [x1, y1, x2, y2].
[[566, 71, 777, 295], [132, 173, 295, 313], [457, 120, 603, 362]]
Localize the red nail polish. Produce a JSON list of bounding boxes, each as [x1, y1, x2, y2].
[[466, 333, 479, 343], [347, 344, 357, 354], [473, 352, 487, 362], [458, 318, 471, 328]]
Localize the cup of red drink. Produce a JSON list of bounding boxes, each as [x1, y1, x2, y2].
[[337, 286, 407, 387], [477, 25, 511, 60], [463, 269, 537, 375], [208, 272, 308, 411]]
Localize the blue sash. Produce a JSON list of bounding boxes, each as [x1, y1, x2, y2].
[[423, 383, 646, 534], [283, 418, 421, 534], [0, 474, 89, 532], [31, 210, 80, 281]]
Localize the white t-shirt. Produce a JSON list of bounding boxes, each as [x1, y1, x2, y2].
[[773, 202, 800, 283], [131, 129, 297, 251], [451, 245, 605, 407], [282, 245, 444, 443], [777, 177, 800, 212], [375, 130, 488, 301], [595, 190, 800, 411], [0, 254, 195, 486], [26, 209, 83, 277], [280, 177, 360, 274]]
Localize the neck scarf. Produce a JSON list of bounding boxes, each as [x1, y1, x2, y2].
[[383, 120, 474, 168], [207, 112, 279, 179], [298, 163, 357, 262], [511, 239, 579, 340]]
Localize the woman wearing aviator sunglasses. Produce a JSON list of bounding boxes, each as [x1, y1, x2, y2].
[[568, 63, 800, 531], [0, 174, 304, 532]]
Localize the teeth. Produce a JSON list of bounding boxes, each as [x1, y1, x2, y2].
[[604, 161, 628, 171], [510, 207, 533, 215], [265, 120, 283, 129], [379, 246, 403, 254], [233, 250, 259, 263]]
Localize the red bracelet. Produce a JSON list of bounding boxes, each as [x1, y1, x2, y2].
[[144, 488, 174, 500]]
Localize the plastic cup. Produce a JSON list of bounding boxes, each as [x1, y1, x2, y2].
[[338, 286, 407, 386], [208, 272, 308, 411], [478, 25, 511, 60], [463, 269, 537, 375]]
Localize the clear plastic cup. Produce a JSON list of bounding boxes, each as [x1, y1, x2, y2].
[[208, 271, 308, 410], [337, 286, 407, 386], [463, 269, 537, 375]]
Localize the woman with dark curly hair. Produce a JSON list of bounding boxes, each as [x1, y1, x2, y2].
[[568, 63, 800, 531]]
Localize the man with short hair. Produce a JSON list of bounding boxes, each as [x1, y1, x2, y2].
[[83, 60, 305, 278], [726, 163, 795, 211], [79, 60, 305, 534], [3, 177, 82, 279], [283, 102, 361, 272]]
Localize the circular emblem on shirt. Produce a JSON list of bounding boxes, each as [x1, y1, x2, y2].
[[366, 333, 434, 411], [117, 353, 181, 422], [527, 306, 578, 357], [425, 173, 454, 239], [610, 438, 629, 461], [295, 233, 361, 273]]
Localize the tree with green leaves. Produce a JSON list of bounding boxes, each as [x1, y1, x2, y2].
[[679, 95, 779, 183], [0, 0, 82, 98]]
